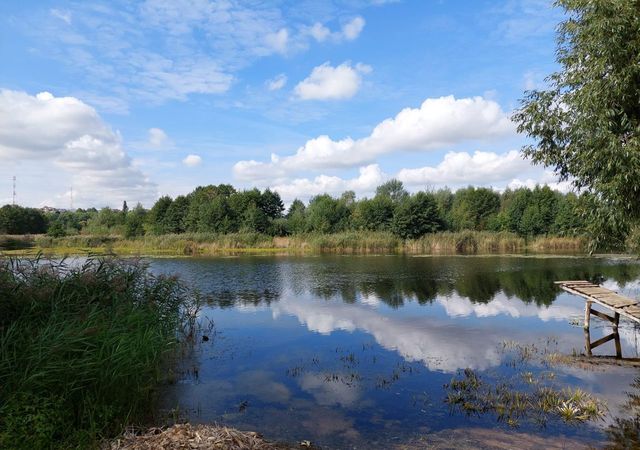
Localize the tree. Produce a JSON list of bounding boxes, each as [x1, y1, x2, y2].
[[286, 199, 307, 234], [352, 196, 394, 231], [163, 195, 189, 233], [391, 192, 442, 239], [375, 179, 409, 204], [259, 189, 284, 219], [0, 205, 47, 234], [513, 0, 640, 242], [146, 196, 173, 235], [306, 194, 350, 233], [124, 204, 147, 238], [450, 187, 500, 231]]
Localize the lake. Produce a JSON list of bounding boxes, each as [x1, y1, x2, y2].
[[149, 255, 640, 449]]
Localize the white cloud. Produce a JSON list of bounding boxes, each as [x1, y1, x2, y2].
[[342, 16, 365, 40], [265, 28, 289, 54], [309, 23, 331, 42], [507, 171, 572, 193], [307, 16, 365, 42], [148, 127, 168, 147], [234, 95, 515, 180], [266, 73, 288, 91], [271, 164, 385, 202], [50, 8, 72, 25], [294, 61, 371, 101], [398, 150, 531, 186], [0, 89, 157, 207], [182, 154, 202, 167]]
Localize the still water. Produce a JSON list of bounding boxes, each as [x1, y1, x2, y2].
[[149, 255, 640, 449]]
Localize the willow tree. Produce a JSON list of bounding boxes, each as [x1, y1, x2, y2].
[[513, 0, 640, 248]]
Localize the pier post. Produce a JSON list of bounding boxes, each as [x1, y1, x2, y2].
[[613, 312, 622, 358], [584, 301, 592, 356]]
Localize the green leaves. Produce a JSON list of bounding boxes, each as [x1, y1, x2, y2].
[[514, 0, 640, 244]]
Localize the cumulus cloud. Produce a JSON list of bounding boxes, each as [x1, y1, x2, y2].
[[148, 127, 168, 147], [507, 170, 572, 193], [234, 95, 515, 180], [398, 150, 531, 186], [266, 73, 288, 91], [182, 154, 202, 167], [294, 62, 371, 101], [308, 16, 365, 42], [0, 89, 157, 207], [271, 164, 385, 202]]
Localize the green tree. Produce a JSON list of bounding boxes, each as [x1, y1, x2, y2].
[[352, 196, 394, 231], [450, 187, 500, 231], [286, 199, 307, 234], [513, 0, 640, 245], [306, 194, 350, 233], [124, 204, 147, 238], [0, 205, 47, 234], [163, 195, 189, 233], [375, 179, 409, 204], [146, 196, 173, 235], [391, 192, 442, 239]]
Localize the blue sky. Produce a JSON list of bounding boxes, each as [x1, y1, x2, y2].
[[0, 0, 567, 208]]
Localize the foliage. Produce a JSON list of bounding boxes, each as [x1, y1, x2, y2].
[[513, 0, 640, 243], [392, 192, 442, 239], [0, 205, 47, 234]]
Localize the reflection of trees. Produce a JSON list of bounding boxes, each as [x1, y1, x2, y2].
[[191, 256, 640, 309], [606, 376, 640, 449]]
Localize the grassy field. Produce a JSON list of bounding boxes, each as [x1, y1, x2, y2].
[[0, 257, 200, 449], [1, 231, 588, 257]]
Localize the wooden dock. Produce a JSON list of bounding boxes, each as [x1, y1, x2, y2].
[[555, 280, 640, 358]]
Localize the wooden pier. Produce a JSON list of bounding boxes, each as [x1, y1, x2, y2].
[[555, 280, 640, 358]]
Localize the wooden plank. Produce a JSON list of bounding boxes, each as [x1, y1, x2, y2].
[[590, 332, 616, 349], [589, 308, 617, 323], [557, 281, 640, 325]]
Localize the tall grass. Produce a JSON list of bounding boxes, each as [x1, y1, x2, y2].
[[407, 231, 526, 254], [0, 257, 199, 449], [28, 231, 590, 256]]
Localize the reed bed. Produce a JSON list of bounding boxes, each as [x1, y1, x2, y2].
[[0, 257, 200, 449], [24, 231, 591, 256]]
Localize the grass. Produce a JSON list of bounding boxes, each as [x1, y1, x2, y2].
[[2, 231, 589, 256], [0, 256, 200, 449]]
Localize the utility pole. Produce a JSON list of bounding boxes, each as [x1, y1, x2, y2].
[[70, 186, 73, 210], [12, 176, 16, 205]]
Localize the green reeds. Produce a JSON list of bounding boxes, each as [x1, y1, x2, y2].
[[0, 256, 199, 449], [26, 231, 588, 256]]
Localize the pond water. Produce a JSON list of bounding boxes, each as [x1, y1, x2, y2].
[[149, 255, 640, 449]]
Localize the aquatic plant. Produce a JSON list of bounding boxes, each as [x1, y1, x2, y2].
[[444, 368, 607, 427], [0, 256, 200, 449]]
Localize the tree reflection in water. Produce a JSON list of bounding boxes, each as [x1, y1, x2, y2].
[[606, 376, 640, 449]]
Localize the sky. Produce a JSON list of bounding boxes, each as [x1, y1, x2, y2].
[[0, 0, 569, 209]]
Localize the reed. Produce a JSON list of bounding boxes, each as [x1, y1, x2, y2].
[[0, 257, 199, 449], [23, 231, 591, 256]]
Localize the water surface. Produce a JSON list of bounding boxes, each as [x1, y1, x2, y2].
[[150, 255, 640, 449]]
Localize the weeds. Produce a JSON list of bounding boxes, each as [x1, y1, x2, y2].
[[0, 256, 200, 449]]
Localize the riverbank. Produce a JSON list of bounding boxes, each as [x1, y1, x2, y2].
[[0, 231, 588, 256]]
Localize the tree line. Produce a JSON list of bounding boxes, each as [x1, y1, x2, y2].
[[1, 181, 592, 241]]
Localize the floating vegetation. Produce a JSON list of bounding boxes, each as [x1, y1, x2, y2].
[[444, 368, 607, 427]]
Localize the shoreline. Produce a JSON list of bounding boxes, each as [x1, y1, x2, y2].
[[0, 231, 592, 257]]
